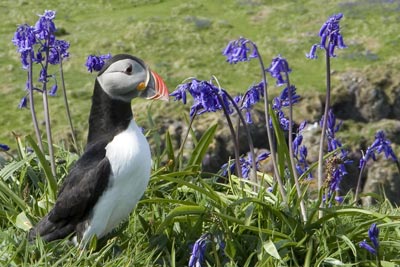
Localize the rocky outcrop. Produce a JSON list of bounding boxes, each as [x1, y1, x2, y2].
[[362, 159, 400, 206], [332, 67, 400, 122]]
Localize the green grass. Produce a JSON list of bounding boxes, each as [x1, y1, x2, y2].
[[1, 124, 400, 266], [1, 0, 400, 147]]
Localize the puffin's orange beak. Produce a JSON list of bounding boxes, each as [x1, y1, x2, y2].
[[146, 70, 169, 101]]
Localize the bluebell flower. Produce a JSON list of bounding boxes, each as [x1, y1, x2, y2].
[[236, 81, 264, 123], [335, 195, 344, 203], [266, 55, 291, 86], [323, 109, 343, 152], [170, 83, 189, 104], [171, 78, 233, 117], [49, 84, 58, 96], [270, 85, 300, 130], [359, 130, 398, 169], [359, 240, 376, 255], [39, 68, 48, 83], [297, 145, 312, 179], [12, 24, 36, 53], [0, 144, 10, 151], [369, 223, 379, 249], [18, 96, 28, 109], [189, 234, 210, 267], [292, 122, 312, 179], [34, 10, 57, 42], [306, 44, 318, 59], [275, 110, 290, 131], [274, 85, 300, 108], [222, 37, 258, 64], [359, 223, 379, 255], [293, 135, 303, 156], [48, 39, 70, 64], [85, 53, 112, 72], [307, 13, 347, 59], [222, 152, 269, 179], [12, 24, 37, 68]]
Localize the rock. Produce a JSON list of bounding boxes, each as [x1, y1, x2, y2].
[[333, 67, 400, 122], [293, 93, 324, 123], [362, 159, 400, 206]]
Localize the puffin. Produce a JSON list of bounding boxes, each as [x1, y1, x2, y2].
[[28, 54, 169, 245]]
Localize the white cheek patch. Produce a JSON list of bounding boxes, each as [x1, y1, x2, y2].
[[96, 59, 148, 101]]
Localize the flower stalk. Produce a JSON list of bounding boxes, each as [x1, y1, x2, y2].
[[284, 72, 307, 222], [317, 49, 331, 217], [255, 48, 287, 201], [221, 90, 257, 183], [306, 13, 347, 217], [59, 57, 78, 152], [27, 52, 44, 152], [42, 46, 56, 176]]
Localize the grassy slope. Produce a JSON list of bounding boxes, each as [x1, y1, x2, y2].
[[1, 0, 399, 147]]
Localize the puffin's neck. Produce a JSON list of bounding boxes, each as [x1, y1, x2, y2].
[[87, 80, 133, 145]]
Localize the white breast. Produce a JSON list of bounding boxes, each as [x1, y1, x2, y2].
[[81, 120, 151, 244]]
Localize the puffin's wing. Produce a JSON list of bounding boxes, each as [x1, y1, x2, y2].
[[50, 154, 111, 221], [49, 142, 111, 221], [29, 141, 111, 241]]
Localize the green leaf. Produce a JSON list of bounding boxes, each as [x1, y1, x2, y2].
[[0, 154, 34, 181], [187, 123, 217, 170], [337, 234, 357, 257], [322, 258, 345, 265], [139, 197, 196, 206], [156, 205, 206, 233], [239, 225, 290, 240], [15, 211, 32, 231], [165, 130, 175, 170], [0, 178, 26, 212], [263, 240, 281, 259], [225, 240, 237, 260], [269, 108, 289, 181], [88, 234, 98, 251], [381, 261, 398, 267], [26, 135, 57, 200], [152, 173, 224, 207]]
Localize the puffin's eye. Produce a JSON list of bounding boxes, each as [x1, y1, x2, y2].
[[125, 65, 133, 74]]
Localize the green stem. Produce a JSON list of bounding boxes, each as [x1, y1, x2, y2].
[[176, 113, 196, 171], [42, 44, 56, 177], [27, 52, 44, 152], [223, 91, 257, 184], [354, 163, 365, 203], [217, 94, 242, 178], [59, 57, 78, 152], [285, 73, 307, 223], [254, 44, 287, 202], [376, 249, 382, 267], [318, 49, 331, 218]]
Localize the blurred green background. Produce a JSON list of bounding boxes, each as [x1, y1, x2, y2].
[[1, 0, 399, 148]]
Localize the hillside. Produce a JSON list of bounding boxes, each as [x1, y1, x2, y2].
[[1, 0, 399, 148]]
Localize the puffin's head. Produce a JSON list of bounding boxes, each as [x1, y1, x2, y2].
[[96, 54, 169, 102]]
